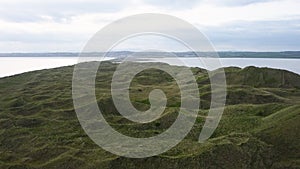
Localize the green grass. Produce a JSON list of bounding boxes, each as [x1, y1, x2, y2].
[[0, 61, 299, 169]]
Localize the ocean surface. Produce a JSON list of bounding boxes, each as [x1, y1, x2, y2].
[[0, 57, 299, 78]]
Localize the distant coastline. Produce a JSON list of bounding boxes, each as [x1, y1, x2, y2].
[[0, 57, 300, 78], [0, 51, 300, 59]]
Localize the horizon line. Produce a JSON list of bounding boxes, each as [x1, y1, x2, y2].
[[1, 50, 300, 54]]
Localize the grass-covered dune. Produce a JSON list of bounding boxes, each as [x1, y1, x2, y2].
[[0, 62, 299, 169]]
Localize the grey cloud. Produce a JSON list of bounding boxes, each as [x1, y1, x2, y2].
[[206, 0, 275, 6], [1, 19, 300, 51], [0, 0, 299, 52], [203, 19, 300, 51], [144, 0, 201, 9], [0, 1, 127, 23], [143, 0, 273, 8], [0, 31, 89, 44]]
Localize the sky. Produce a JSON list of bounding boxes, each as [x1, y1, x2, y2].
[[0, 0, 300, 52]]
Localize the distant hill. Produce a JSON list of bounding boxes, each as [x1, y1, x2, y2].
[[0, 62, 299, 169]]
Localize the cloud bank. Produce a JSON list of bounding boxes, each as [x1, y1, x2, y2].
[[0, 0, 299, 52]]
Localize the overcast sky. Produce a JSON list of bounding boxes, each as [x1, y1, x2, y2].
[[0, 0, 300, 52]]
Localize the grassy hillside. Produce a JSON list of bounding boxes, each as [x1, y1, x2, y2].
[[0, 62, 299, 169]]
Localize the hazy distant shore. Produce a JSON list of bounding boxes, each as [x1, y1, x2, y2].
[[0, 57, 300, 78], [1, 51, 300, 59]]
